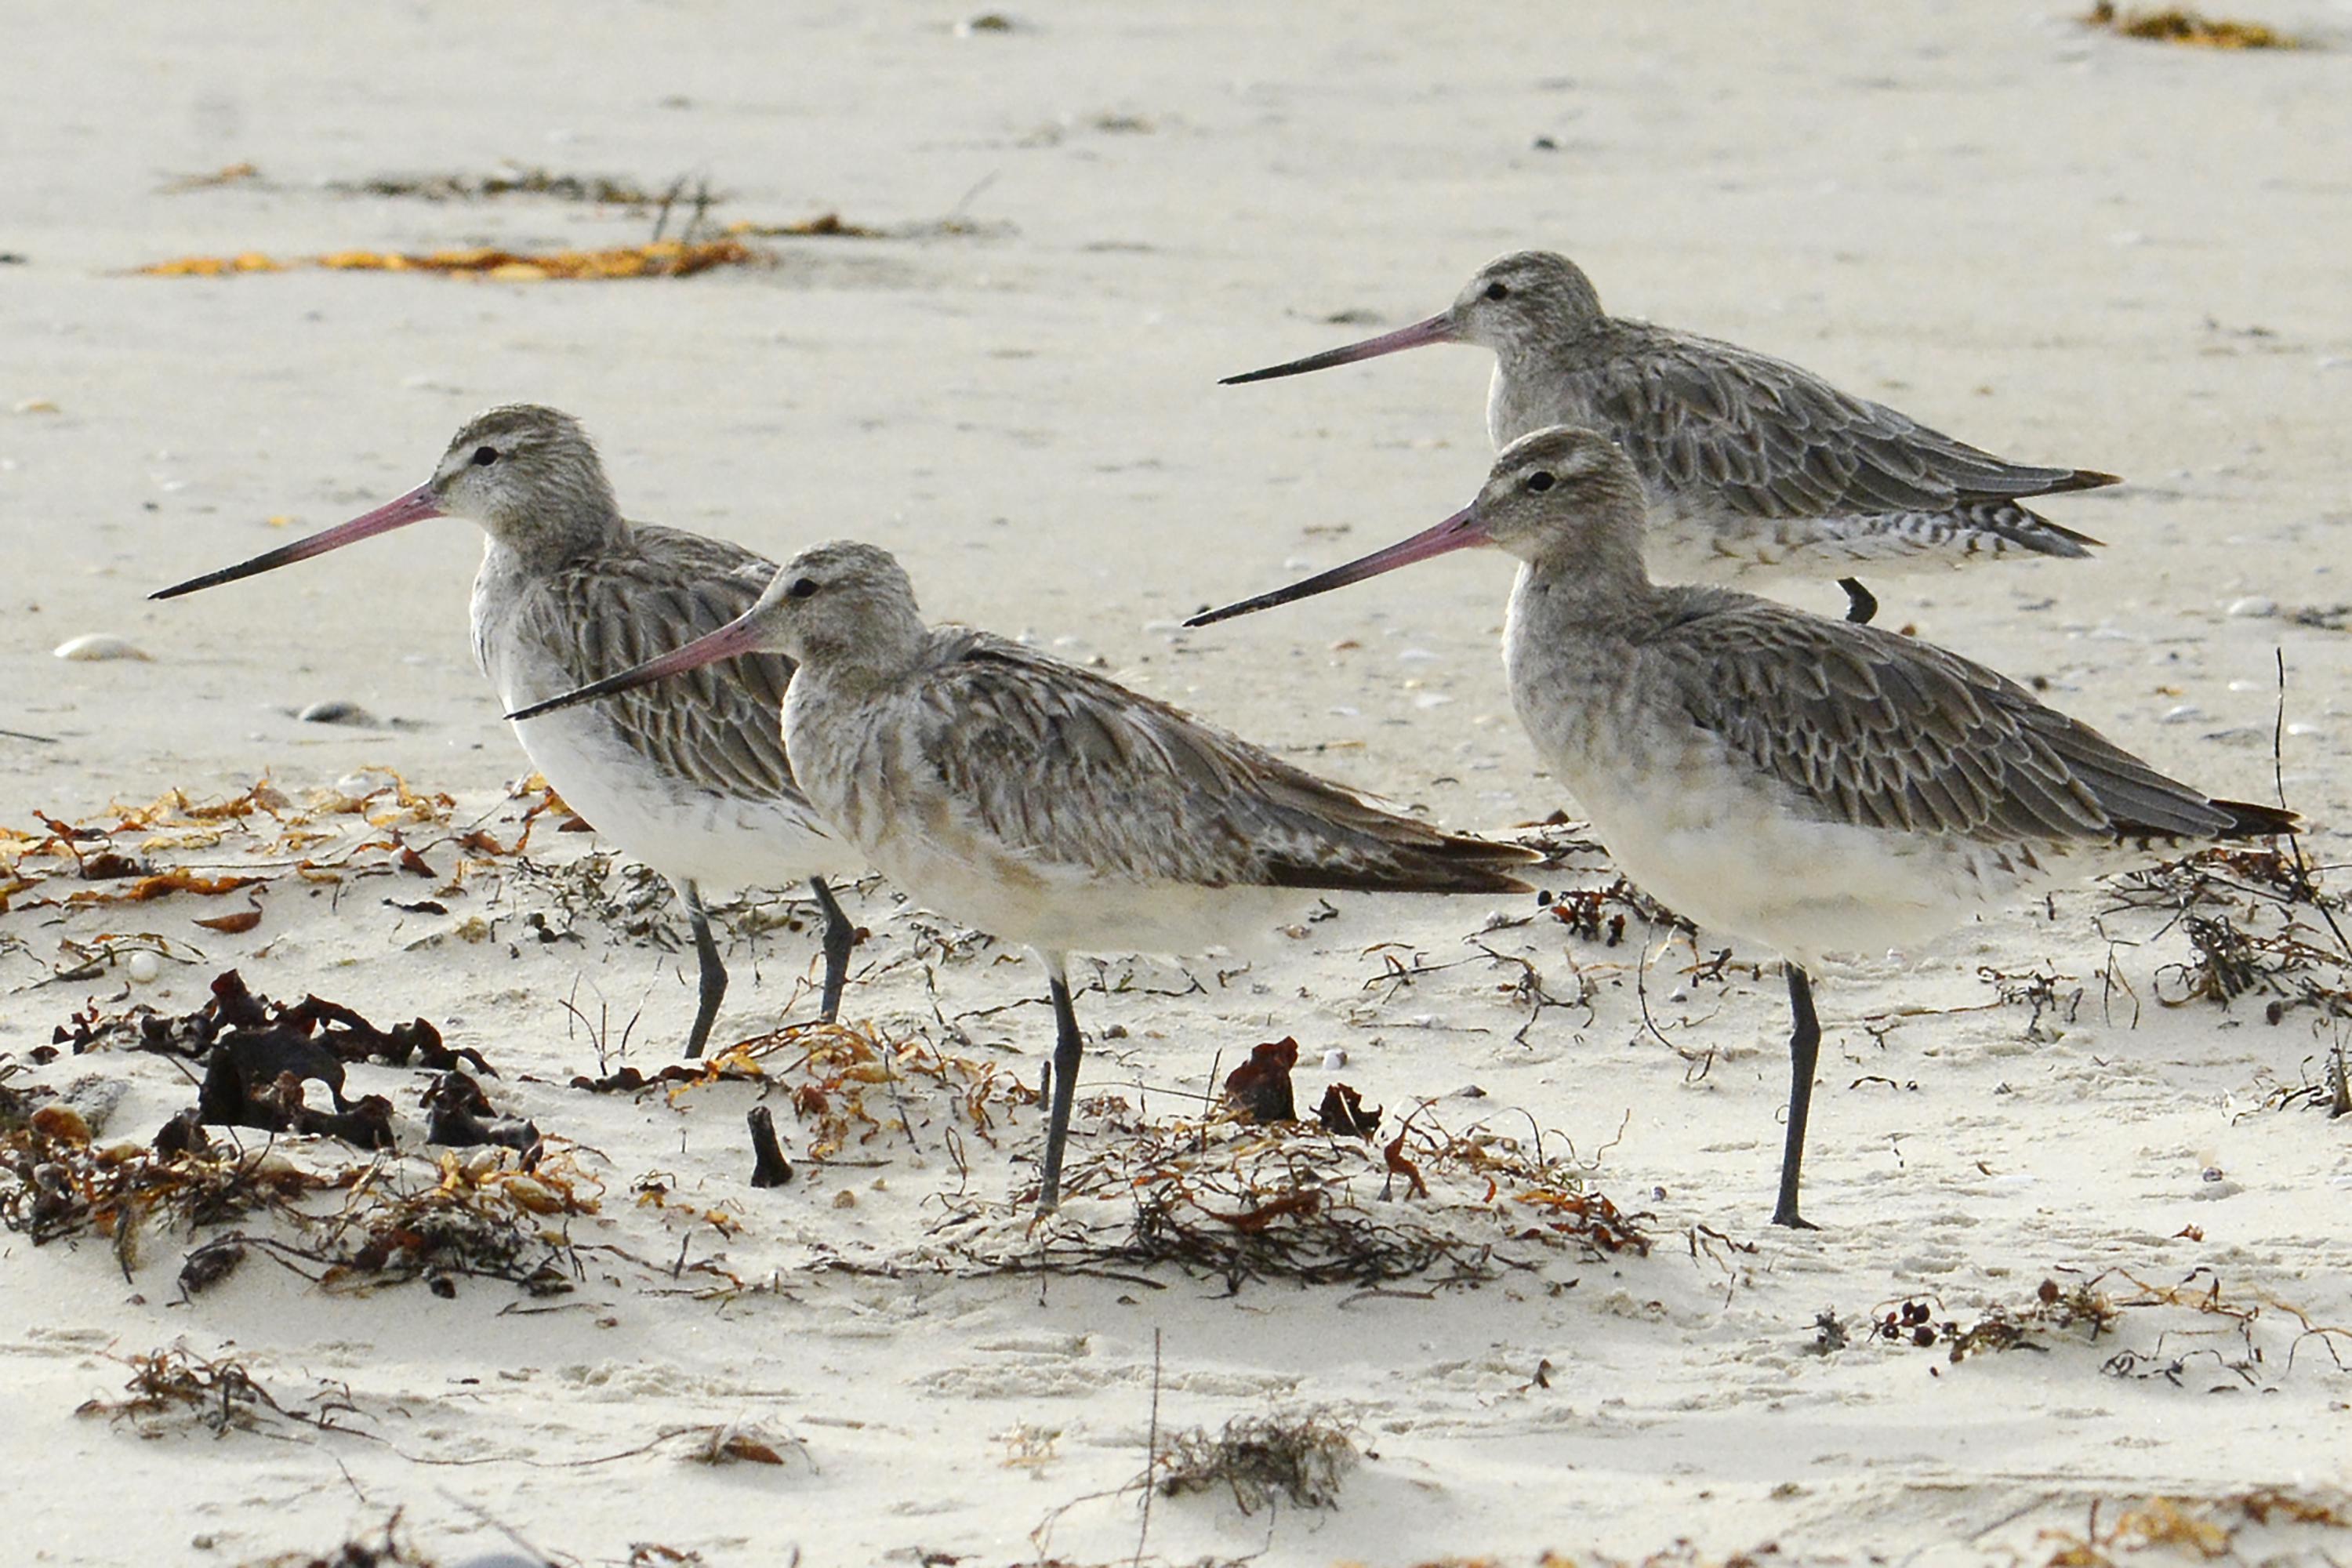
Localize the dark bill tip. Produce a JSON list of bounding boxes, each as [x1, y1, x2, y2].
[[1184, 505, 1492, 629], [1219, 312, 1457, 386], [151, 484, 445, 601]]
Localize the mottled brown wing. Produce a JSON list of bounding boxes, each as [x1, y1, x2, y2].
[[517, 524, 809, 805], [908, 635, 1533, 894], [1664, 598, 2237, 844], [1571, 322, 2111, 520]]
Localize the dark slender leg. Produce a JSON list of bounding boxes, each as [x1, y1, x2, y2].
[[1773, 963, 1823, 1229], [679, 879, 728, 1061], [1838, 577, 1878, 626], [808, 877, 855, 1022], [1036, 958, 1085, 1212]]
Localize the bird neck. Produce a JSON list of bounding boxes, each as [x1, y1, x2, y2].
[[1511, 524, 1659, 627], [482, 484, 631, 573], [793, 605, 938, 700]]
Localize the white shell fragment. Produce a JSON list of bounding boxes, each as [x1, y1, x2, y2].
[[53, 633, 151, 662]]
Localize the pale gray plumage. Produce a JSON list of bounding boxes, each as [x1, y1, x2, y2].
[[506, 539, 1534, 1210], [1184, 425, 2289, 1227], [812, 625, 1531, 901], [1224, 250, 2114, 618], [485, 523, 805, 808], [1661, 594, 2259, 849], [153, 404, 862, 1054]]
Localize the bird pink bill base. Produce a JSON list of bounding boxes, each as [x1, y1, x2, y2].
[[504, 610, 769, 722], [1185, 504, 1490, 627], [151, 485, 446, 600], [1218, 313, 1455, 384]]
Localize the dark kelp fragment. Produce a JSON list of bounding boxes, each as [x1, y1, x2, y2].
[[747, 1105, 794, 1187], [1222, 1038, 1299, 1123], [1314, 1083, 1382, 1139]]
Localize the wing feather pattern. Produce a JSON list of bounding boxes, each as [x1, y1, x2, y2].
[[506, 524, 811, 807], [1570, 323, 2114, 532], [902, 634, 1534, 895], [1658, 598, 2260, 846]]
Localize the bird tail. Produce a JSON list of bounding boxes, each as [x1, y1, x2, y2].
[[2210, 797, 2300, 839], [1266, 831, 1537, 897], [2040, 467, 2122, 495]]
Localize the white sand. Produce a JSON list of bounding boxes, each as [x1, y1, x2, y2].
[[5, 2, 2351, 1564]]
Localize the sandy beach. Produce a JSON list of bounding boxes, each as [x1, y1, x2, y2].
[[5, 3, 2351, 1564]]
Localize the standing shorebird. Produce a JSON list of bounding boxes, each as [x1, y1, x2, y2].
[[508, 540, 1536, 1210], [151, 405, 863, 1057], [1186, 426, 2293, 1228], [1223, 250, 2116, 625]]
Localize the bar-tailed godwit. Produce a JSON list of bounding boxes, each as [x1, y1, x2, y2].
[[508, 540, 1537, 1209], [1224, 251, 2117, 624], [1187, 426, 2293, 1227], [152, 405, 863, 1056]]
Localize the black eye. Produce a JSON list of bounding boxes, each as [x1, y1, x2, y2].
[[1526, 470, 1555, 492], [471, 445, 498, 466], [1485, 281, 1510, 301], [786, 576, 819, 600]]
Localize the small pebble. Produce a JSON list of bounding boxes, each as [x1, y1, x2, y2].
[[125, 950, 161, 984], [53, 633, 150, 662], [956, 11, 1015, 32], [2224, 597, 2278, 619], [1323, 1048, 1347, 1070], [2158, 704, 2205, 724], [298, 699, 378, 727], [833, 1189, 858, 1210]]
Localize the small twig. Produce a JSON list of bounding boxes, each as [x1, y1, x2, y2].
[[2276, 649, 2351, 960], [1134, 1327, 1162, 1567]]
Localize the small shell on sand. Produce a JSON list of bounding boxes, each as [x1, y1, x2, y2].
[[53, 633, 151, 662]]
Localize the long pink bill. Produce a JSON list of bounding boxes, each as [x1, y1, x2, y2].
[[1218, 313, 1457, 385], [505, 612, 768, 724], [1184, 505, 1491, 629], [150, 484, 446, 601]]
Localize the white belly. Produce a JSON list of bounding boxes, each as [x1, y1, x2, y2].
[[1507, 648, 2054, 967], [1569, 750, 2046, 967], [509, 704, 857, 895], [837, 791, 1296, 959]]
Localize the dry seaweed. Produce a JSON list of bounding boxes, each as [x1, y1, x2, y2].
[[226, 1514, 445, 1568], [140, 240, 763, 280], [1831, 1270, 2350, 1387], [328, 168, 713, 205], [2082, 2, 2300, 48], [1154, 1411, 1358, 1512], [919, 1102, 1648, 1294], [77, 1341, 364, 1439], [2100, 845, 2352, 1022], [1, 1111, 339, 1252], [215, 1149, 598, 1298], [2036, 1488, 2352, 1566]]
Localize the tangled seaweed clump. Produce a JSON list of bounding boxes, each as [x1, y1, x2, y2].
[[1155, 1411, 1359, 1512], [2102, 844, 2352, 1025], [861, 1089, 1652, 1295]]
